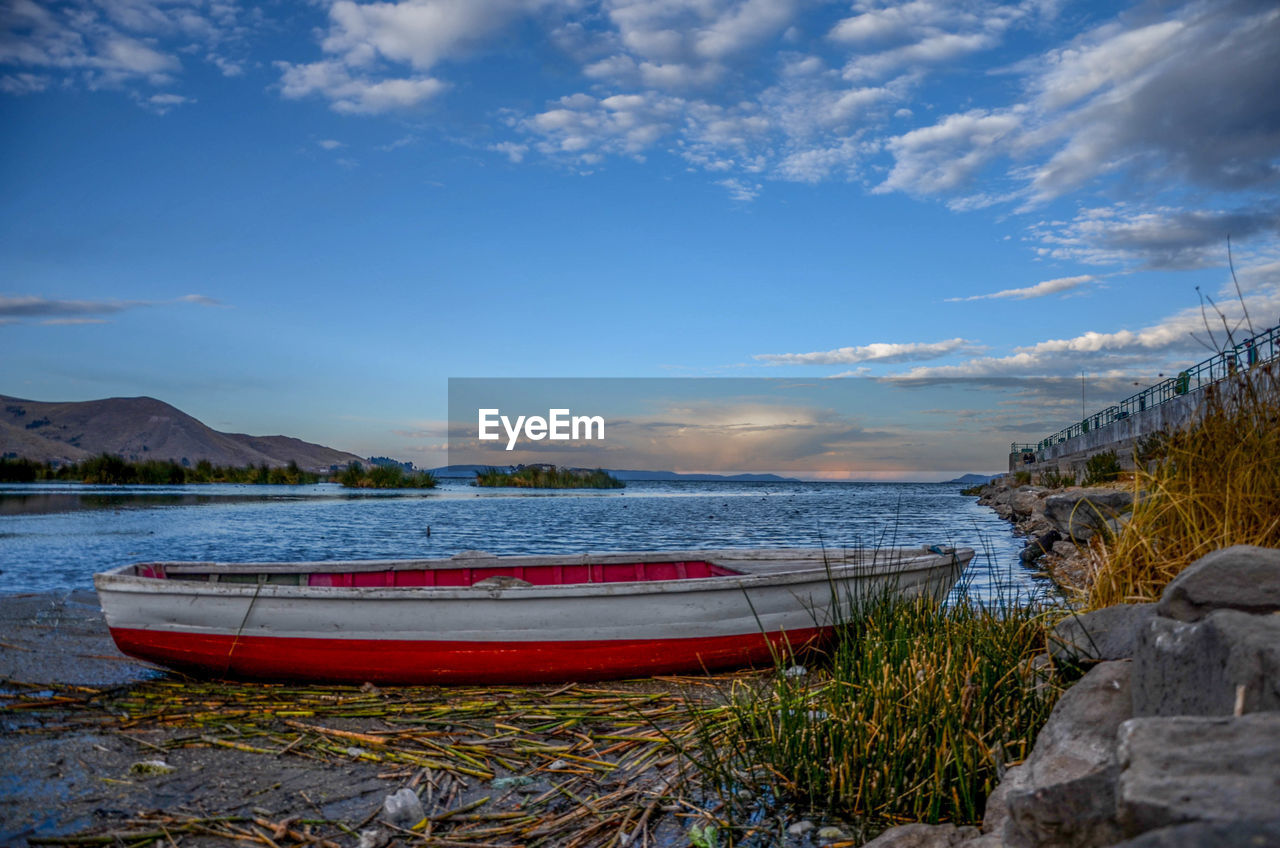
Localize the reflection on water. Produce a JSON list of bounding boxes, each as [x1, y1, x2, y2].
[[0, 480, 1051, 603]]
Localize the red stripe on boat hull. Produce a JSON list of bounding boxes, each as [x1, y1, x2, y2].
[[107, 626, 831, 684]]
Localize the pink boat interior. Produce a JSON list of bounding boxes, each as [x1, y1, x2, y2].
[[132, 560, 744, 587]]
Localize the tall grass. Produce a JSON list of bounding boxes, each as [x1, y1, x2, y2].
[[1086, 364, 1280, 607], [474, 465, 624, 489], [682, 589, 1059, 839], [0, 455, 321, 485], [338, 461, 438, 489]]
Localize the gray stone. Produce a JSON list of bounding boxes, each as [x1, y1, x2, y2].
[[1043, 489, 1133, 543], [994, 503, 1014, 520], [1132, 609, 1280, 717], [788, 820, 815, 836], [1011, 488, 1046, 517], [860, 823, 980, 847], [1157, 545, 1280, 622], [1052, 541, 1078, 558], [1116, 713, 1280, 836], [1049, 604, 1157, 664], [1000, 661, 1131, 848], [1108, 820, 1280, 848], [1020, 530, 1062, 563]]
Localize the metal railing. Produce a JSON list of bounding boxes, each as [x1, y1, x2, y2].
[[1011, 323, 1280, 456]]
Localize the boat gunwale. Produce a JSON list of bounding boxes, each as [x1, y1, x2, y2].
[[94, 547, 973, 602]]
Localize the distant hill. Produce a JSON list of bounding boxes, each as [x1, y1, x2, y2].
[[944, 473, 1000, 485], [0, 394, 365, 472], [429, 464, 800, 483]]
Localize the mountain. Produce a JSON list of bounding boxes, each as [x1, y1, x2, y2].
[[0, 394, 365, 472], [944, 473, 1000, 485]]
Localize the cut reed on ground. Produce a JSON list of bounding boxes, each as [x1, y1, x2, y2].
[[680, 590, 1060, 841], [1087, 364, 1280, 608]]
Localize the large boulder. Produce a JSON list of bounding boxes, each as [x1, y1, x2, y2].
[[1132, 609, 1280, 717], [1156, 545, 1280, 622], [1043, 489, 1133, 543], [1115, 713, 1280, 836], [1010, 487, 1046, 517], [1049, 604, 1157, 665], [860, 823, 981, 847], [1106, 820, 1280, 848], [998, 661, 1131, 848]]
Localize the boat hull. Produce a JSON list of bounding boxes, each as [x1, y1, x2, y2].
[[95, 547, 972, 683]]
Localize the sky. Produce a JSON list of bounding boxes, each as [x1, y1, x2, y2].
[[1, 0, 1278, 475]]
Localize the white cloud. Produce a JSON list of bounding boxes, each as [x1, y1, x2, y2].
[[897, 267, 1280, 380], [877, 108, 1024, 195], [490, 141, 528, 162], [945, 274, 1096, 302], [276, 0, 552, 114], [1030, 204, 1280, 270], [755, 337, 980, 365], [717, 177, 760, 201], [317, 139, 346, 150], [878, 0, 1280, 207], [142, 91, 192, 114], [0, 0, 253, 96], [278, 58, 446, 114], [0, 293, 225, 326]]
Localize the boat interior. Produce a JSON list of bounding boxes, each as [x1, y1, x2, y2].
[[132, 560, 745, 587]]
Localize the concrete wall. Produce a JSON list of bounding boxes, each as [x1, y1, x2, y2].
[[1009, 386, 1210, 478]]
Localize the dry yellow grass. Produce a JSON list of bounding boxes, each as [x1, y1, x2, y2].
[[1085, 364, 1280, 608]]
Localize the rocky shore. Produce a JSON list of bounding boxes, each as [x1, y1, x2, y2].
[[852, 475, 1280, 848], [973, 478, 1135, 594]]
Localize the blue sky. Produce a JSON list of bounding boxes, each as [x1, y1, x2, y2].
[[2, 0, 1278, 471]]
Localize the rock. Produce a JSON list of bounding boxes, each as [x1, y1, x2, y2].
[[357, 828, 388, 848], [1042, 489, 1133, 543], [860, 823, 980, 847], [1156, 545, 1280, 622], [1106, 820, 1280, 847], [382, 787, 424, 827], [1116, 713, 1280, 836], [1051, 541, 1078, 558], [1049, 604, 1157, 664], [994, 503, 1015, 520], [788, 820, 815, 836], [1000, 661, 1131, 848], [1011, 488, 1046, 517], [817, 824, 849, 840], [1132, 609, 1280, 717], [1020, 530, 1062, 563]]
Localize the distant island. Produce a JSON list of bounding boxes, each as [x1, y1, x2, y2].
[[944, 473, 1000, 485], [474, 465, 625, 489]]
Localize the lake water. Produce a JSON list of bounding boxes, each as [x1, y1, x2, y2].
[[0, 480, 1052, 602]]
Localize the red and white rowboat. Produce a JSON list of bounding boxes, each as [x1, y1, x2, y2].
[[95, 546, 973, 684]]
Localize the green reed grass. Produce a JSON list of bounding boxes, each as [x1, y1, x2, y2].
[[338, 461, 438, 489], [682, 591, 1059, 838], [473, 465, 624, 489]]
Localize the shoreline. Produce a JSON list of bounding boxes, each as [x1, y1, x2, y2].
[[0, 592, 709, 847]]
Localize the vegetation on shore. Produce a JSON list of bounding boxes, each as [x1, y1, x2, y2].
[[1087, 365, 1280, 607], [337, 461, 437, 489], [682, 589, 1060, 840], [474, 465, 624, 489], [0, 454, 319, 485]]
